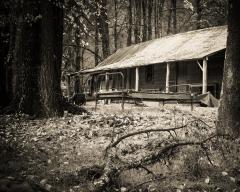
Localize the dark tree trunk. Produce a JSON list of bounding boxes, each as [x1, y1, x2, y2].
[[81, 48, 85, 88], [167, 0, 176, 34], [148, 0, 153, 40], [74, 19, 81, 93], [196, 0, 202, 29], [218, 0, 240, 137], [10, 0, 64, 117], [142, 0, 147, 42], [39, 0, 64, 117], [0, 4, 10, 107], [0, 2, 16, 108], [127, 0, 133, 46], [134, 0, 141, 43], [158, 0, 165, 37], [99, 0, 110, 59], [167, 0, 172, 34], [172, 0, 177, 34], [95, 11, 100, 66], [12, 0, 42, 115], [154, 0, 159, 38], [114, 0, 118, 52], [7, 23, 17, 102]]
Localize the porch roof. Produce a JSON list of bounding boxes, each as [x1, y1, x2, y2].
[[83, 25, 227, 73]]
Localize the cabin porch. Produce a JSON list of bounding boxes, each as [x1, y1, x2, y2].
[[84, 50, 223, 105]]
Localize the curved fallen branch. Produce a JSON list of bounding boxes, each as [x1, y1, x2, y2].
[[109, 125, 187, 148], [106, 119, 208, 152]]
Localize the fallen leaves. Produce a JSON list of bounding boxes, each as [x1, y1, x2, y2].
[[0, 104, 220, 191]]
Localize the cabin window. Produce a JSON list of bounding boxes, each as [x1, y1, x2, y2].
[[145, 65, 154, 82]]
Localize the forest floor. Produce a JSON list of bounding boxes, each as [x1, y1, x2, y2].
[[1, 102, 240, 192]]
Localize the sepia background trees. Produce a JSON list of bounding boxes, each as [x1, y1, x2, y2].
[[62, 0, 227, 74]]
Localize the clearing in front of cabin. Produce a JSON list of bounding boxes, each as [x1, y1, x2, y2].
[[0, 102, 240, 192]]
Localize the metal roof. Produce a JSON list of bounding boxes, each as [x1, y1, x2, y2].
[[84, 25, 227, 73]]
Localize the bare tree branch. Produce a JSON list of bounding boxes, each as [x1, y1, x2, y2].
[[107, 120, 200, 150], [63, 43, 103, 62]]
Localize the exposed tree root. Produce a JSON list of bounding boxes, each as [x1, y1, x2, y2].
[[0, 97, 20, 115], [62, 98, 89, 115]]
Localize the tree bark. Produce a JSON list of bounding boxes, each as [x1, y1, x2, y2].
[[38, 0, 64, 117], [167, 0, 176, 34], [154, 0, 159, 38], [10, 0, 64, 117], [95, 11, 100, 66], [12, 0, 42, 115], [148, 0, 153, 40], [167, 0, 172, 34], [114, 0, 118, 52], [74, 19, 81, 93], [196, 0, 202, 29], [158, 0, 165, 37], [134, 0, 141, 43], [218, 0, 240, 137], [142, 0, 147, 42], [127, 0, 133, 46], [0, 3, 10, 107], [172, 0, 177, 34], [0, 2, 17, 108], [98, 0, 110, 59]]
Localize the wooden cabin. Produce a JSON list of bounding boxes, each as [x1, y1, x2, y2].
[[78, 26, 227, 105]]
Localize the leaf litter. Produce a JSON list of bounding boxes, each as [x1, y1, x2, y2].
[[1, 102, 239, 191]]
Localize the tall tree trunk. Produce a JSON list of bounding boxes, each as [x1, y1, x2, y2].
[[218, 0, 240, 137], [154, 0, 159, 38], [95, 12, 100, 66], [74, 20, 81, 93], [114, 0, 118, 52], [148, 0, 153, 40], [167, 0, 172, 34], [172, 0, 177, 34], [196, 0, 202, 29], [99, 0, 110, 59], [8, 22, 17, 102], [11, 0, 64, 117], [158, 0, 165, 37], [134, 0, 141, 43], [127, 0, 133, 46], [81, 48, 85, 89], [13, 0, 42, 115], [0, 3, 10, 107], [142, 0, 147, 42], [0, 2, 17, 108], [38, 0, 64, 117]]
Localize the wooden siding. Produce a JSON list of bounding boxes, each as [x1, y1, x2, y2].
[[138, 64, 177, 91]]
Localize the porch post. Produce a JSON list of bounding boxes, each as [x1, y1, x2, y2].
[[202, 57, 208, 94], [166, 63, 170, 93], [135, 67, 139, 91], [126, 68, 130, 89], [105, 72, 109, 91]]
